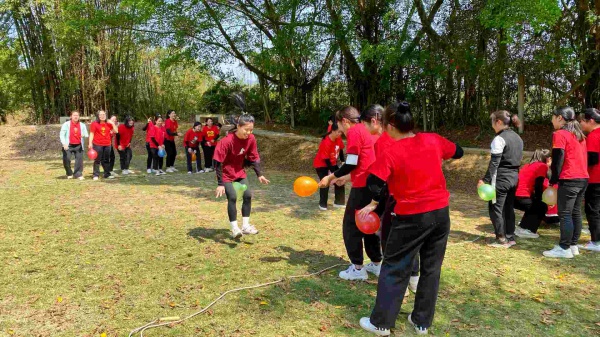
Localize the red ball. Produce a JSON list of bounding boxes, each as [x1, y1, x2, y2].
[[87, 149, 98, 160], [355, 211, 381, 234]]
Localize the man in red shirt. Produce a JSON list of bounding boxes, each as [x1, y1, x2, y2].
[[89, 110, 118, 180], [116, 115, 135, 175], [59, 110, 88, 180]]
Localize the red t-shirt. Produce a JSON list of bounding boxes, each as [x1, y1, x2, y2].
[[374, 131, 395, 160], [213, 133, 260, 183], [202, 126, 219, 146], [552, 129, 588, 180], [183, 129, 203, 148], [90, 121, 113, 146], [345, 123, 376, 188], [515, 162, 548, 197], [164, 119, 178, 141], [313, 136, 344, 168], [370, 133, 456, 215], [117, 124, 134, 148], [587, 128, 600, 183], [145, 121, 154, 143], [149, 125, 165, 149], [69, 121, 82, 145]]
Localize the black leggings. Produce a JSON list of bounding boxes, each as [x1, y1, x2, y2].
[[514, 196, 547, 233], [224, 178, 251, 221], [585, 183, 600, 242], [315, 167, 345, 207], [488, 172, 518, 241], [150, 148, 164, 171], [185, 146, 202, 172], [165, 140, 177, 167], [92, 145, 112, 178], [557, 179, 587, 249], [118, 147, 133, 170], [202, 144, 215, 169], [343, 187, 382, 265], [145, 142, 153, 169]]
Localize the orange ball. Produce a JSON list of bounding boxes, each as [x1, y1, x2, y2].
[[192, 153, 197, 161], [293, 176, 318, 197]]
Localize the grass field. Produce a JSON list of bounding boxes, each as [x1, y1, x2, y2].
[[0, 128, 599, 336]]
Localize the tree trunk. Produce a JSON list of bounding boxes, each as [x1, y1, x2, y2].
[[517, 73, 525, 133]]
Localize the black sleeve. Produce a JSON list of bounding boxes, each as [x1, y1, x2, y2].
[[339, 150, 345, 163], [142, 123, 149, 131], [166, 129, 175, 136], [533, 176, 545, 200], [324, 159, 338, 173], [333, 163, 356, 178], [214, 133, 220, 141], [151, 137, 159, 147], [483, 154, 502, 184], [550, 148, 565, 185], [453, 144, 464, 159], [249, 161, 262, 177], [366, 174, 386, 202], [374, 184, 389, 216], [589, 151, 599, 167], [115, 133, 121, 146], [214, 160, 224, 186]]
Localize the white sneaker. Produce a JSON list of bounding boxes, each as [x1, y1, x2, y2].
[[205, 167, 214, 172], [241, 225, 258, 235], [364, 262, 381, 277], [171, 167, 178, 172], [155, 171, 161, 176], [333, 203, 346, 209], [319, 206, 328, 211], [515, 227, 539, 239], [339, 265, 368, 281], [67, 176, 73, 179], [408, 314, 428, 335], [579, 241, 600, 252], [121, 170, 130, 175], [78, 176, 85, 181], [582, 228, 591, 235], [110, 171, 118, 176], [188, 171, 192, 174], [231, 226, 243, 239], [570, 245, 580, 256], [359, 317, 390, 336], [147, 169, 152, 174], [93, 176, 99, 181], [159, 170, 166, 175], [409, 275, 419, 293], [543, 245, 574, 258], [107, 175, 115, 179], [197, 169, 205, 173], [165, 167, 174, 173]]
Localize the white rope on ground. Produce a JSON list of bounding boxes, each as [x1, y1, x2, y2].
[[128, 263, 347, 337]]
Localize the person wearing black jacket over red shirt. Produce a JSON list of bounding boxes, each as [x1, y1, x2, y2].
[[164, 110, 182, 172], [213, 115, 270, 239], [313, 123, 345, 210], [513, 149, 551, 239], [478, 110, 524, 248], [318, 106, 382, 282], [543, 107, 588, 258], [149, 116, 167, 176], [183, 122, 204, 173], [357, 102, 463, 336], [142, 116, 156, 173], [580, 108, 600, 252]]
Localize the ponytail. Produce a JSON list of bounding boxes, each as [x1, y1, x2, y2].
[[490, 110, 520, 129], [229, 114, 255, 133], [322, 122, 340, 139], [360, 104, 384, 124], [553, 107, 585, 141], [530, 149, 550, 164], [335, 106, 360, 124]]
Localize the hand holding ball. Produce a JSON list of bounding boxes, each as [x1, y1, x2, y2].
[[87, 149, 98, 160], [158, 148, 166, 157], [355, 211, 380, 234]]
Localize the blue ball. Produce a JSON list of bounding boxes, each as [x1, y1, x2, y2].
[[158, 149, 166, 157]]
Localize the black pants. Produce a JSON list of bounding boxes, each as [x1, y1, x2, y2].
[[109, 147, 115, 172], [488, 172, 518, 241], [514, 196, 547, 233], [185, 146, 202, 172], [343, 187, 382, 265], [118, 147, 133, 170], [584, 183, 600, 242], [202, 144, 215, 169], [150, 148, 164, 171], [62, 144, 83, 178], [165, 140, 177, 167], [224, 178, 251, 221], [380, 195, 419, 276], [93, 145, 112, 178], [315, 167, 345, 208], [558, 179, 587, 249], [370, 206, 450, 329], [145, 142, 153, 169]]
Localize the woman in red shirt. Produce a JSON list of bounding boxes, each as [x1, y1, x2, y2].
[[313, 123, 345, 210], [357, 102, 463, 336], [213, 115, 270, 239], [513, 149, 551, 239], [164, 110, 182, 173], [543, 107, 588, 258], [88, 110, 118, 180], [142, 116, 156, 173], [149, 116, 167, 176], [579, 108, 600, 251], [318, 106, 381, 282], [116, 115, 135, 175], [202, 118, 220, 172], [183, 122, 204, 173]]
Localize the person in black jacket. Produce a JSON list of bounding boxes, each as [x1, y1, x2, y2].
[[478, 110, 524, 248]]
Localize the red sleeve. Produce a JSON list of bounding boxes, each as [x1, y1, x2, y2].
[[148, 125, 155, 139], [118, 125, 126, 146], [246, 136, 260, 162], [316, 139, 329, 162], [588, 131, 600, 153], [213, 138, 227, 162], [183, 130, 191, 147], [435, 134, 457, 160], [553, 131, 567, 149], [90, 122, 97, 133], [369, 150, 392, 181], [165, 119, 172, 132], [346, 127, 360, 155]]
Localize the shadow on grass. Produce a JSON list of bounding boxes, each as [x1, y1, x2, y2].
[[259, 245, 346, 273], [187, 227, 253, 249]]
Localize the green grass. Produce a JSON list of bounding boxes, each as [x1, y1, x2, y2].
[[0, 156, 599, 337]]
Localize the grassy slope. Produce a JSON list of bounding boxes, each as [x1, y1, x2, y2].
[[0, 125, 598, 337]]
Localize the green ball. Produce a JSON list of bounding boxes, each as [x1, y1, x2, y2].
[[478, 184, 496, 201]]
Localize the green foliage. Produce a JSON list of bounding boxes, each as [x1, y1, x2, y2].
[[479, 0, 561, 33]]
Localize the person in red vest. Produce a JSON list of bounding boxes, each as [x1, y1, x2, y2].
[[116, 115, 135, 175], [164, 110, 182, 172], [202, 117, 220, 172], [183, 122, 204, 174], [88, 110, 118, 180]]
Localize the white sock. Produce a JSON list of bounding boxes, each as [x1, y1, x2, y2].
[[230, 221, 239, 230], [242, 217, 250, 228]]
